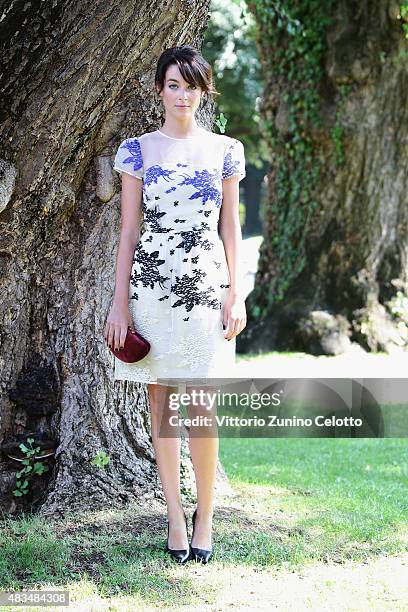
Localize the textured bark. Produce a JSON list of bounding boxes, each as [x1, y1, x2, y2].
[[240, 1, 408, 355], [0, 0, 220, 516]]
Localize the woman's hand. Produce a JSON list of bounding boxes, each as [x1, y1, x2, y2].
[[104, 303, 135, 351], [222, 292, 247, 341]]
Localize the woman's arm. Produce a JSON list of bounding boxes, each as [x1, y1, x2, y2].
[[218, 177, 247, 341], [105, 173, 143, 351]]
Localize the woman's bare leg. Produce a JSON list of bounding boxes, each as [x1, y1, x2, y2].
[[186, 385, 218, 549], [148, 383, 188, 549]]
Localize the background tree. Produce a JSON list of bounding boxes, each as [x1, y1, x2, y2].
[[0, 0, 230, 517], [204, 0, 269, 235], [240, 0, 408, 355]]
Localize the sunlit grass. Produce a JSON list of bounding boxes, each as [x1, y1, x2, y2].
[[0, 439, 406, 609]]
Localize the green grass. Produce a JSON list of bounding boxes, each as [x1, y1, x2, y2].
[[0, 511, 212, 608], [219, 438, 408, 564], [0, 439, 406, 609]]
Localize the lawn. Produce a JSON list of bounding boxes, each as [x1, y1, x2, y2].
[[219, 438, 408, 564], [0, 438, 407, 610]]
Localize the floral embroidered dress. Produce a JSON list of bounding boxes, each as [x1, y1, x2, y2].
[[112, 127, 246, 385]]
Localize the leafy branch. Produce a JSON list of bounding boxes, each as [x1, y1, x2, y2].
[[12, 437, 48, 497]]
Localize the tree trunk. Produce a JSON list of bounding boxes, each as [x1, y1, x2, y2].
[[240, 0, 408, 356], [0, 0, 221, 517]]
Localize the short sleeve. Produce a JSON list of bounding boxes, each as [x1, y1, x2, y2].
[[113, 138, 143, 179], [222, 138, 246, 182]]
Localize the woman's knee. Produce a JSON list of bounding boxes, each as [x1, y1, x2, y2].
[[148, 383, 167, 407], [148, 384, 179, 426]]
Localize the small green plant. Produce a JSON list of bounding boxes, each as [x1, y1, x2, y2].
[[214, 112, 228, 133], [91, 450, 110, 468], [13, 437, 48, 497], [330, 120, 345, 165]]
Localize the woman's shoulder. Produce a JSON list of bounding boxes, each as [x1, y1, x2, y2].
[[201, 130, 244, 151], [221, 133, 244, 147]]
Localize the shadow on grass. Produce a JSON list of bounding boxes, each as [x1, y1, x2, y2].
[[1, 492, 405, 608], [1, 438, 407, 606]]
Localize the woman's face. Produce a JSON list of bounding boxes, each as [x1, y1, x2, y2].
[[156, 64, 202, 117]]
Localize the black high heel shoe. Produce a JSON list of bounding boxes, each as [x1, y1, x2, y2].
[[190, 508, 213, 564], [165, 512, 191, 564]]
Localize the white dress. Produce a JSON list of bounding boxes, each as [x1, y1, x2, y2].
[[112, 127, 246, 385]]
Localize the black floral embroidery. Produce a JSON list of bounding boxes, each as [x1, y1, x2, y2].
[[130, 244, 170, 299], [112, 138, 246, 380], [175, 222, 215, 254], [171, 269, 221, 312], [144, 207, 172, 233]]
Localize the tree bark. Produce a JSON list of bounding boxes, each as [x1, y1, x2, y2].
[[240, 0, 408, 356], [0, 0, 220, 517]]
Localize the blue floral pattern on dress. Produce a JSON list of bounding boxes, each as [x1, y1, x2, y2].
[[171, 169, 222, 207], [222, 139, 245, 180], [144, 165, 177, 187], [112, 131, 245, 384], [119, 138, 143, 174]]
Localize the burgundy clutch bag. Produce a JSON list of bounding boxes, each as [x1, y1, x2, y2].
[[109, 326, 150, 363]]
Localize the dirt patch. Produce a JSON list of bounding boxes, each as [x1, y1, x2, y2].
[[177, 552, 408, 611]]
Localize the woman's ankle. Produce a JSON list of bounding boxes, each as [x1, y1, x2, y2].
[[167, 503, 185, 522], [195, 507, 214, 523]]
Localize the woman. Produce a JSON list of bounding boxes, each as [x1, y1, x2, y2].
[[105, 45, 247, 564]]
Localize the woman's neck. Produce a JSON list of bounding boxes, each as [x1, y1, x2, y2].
[[159, 120, 201, 139]]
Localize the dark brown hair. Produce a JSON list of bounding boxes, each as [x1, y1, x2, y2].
[[154, 45, 219, 107]]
